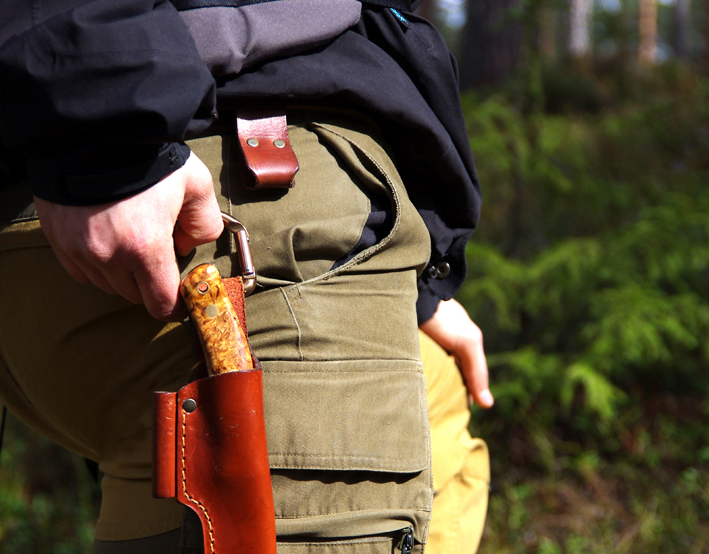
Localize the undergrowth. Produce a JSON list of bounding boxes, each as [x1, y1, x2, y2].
[[462, 63, 709, 553]]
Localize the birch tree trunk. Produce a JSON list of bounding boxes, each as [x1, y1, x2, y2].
[[569, 0, 593, 59], [639, 0, 658, 65]]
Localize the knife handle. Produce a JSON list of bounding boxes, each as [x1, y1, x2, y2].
[[180, 264, 254, 375]]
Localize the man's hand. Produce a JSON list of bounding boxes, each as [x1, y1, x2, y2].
[[419, 298, 494, 409], [35, 153, 223, 321]]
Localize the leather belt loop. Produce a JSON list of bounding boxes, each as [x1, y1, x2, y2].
[[236, 103, 299, 189]]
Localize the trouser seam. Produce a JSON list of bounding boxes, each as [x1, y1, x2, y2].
[[0, 356, 39, 412], [280, 287, 304, 361], [303, 122, 402, 280], [275, 508, 433, 520]]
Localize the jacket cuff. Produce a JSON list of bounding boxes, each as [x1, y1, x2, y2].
[[416, 282, 441, 325], [27, 142, 190, 206]]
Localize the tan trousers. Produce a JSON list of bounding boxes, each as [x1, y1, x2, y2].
[[0, 112, 434, 553], [419, 331, 489, 554]]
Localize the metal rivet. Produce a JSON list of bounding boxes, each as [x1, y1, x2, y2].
[[183, 398, 197, 413], [246, 138, 259, 147], [435, 261, 451, 279], [197, 281, 209, 294], [273, 139, 286, 148], [204, 304, 219, 318]]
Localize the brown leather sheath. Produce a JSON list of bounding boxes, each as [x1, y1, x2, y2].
[[153, 276, 276, 554]]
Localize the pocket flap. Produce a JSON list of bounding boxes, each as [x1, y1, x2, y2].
[[263, 359, 429, 473]]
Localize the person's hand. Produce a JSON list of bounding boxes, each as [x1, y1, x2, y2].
[[34, 153, 223, 321], [419, 298, 494, 409]]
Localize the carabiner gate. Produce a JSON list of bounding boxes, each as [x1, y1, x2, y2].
[[222, 212, 257, 296]]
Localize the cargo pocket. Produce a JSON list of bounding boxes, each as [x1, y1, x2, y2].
[[241, 115, 430, 365], [275, 526, 418, 554], [262, 359, 433, 554]]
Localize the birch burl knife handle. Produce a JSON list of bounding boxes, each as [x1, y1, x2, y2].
[[180, 264, 254, 375]]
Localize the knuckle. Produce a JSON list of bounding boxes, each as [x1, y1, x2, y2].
[[151, 301, 179, 322], [469, 324, 484, 345], [75, 236, 112, 264], [121, 226, 165, 260], [126, 235, 156, 259]]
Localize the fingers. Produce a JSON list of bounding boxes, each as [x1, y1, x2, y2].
[[36, 199, 118, 296], [172, 154, 223, 257], [33, 153, 222, 321], [44, 215, 153, 306], [129, 244, 184, 320], [454, 323, 494, 409], [419, 298, 494, 410], [130, 153, 220, 318], [45, 241, 91, 286]]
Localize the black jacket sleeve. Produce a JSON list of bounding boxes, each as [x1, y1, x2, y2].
[[0, 0, 216, 205]]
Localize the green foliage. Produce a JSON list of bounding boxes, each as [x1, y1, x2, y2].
[[0, 414, 99, 553], [462, 65, 709, 552]]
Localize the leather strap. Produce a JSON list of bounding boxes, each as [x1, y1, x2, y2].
[[222, 276, 248, 334], [236, 104, 299, 189]]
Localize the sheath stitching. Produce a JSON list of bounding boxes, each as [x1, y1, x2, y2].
[[182, 409, 217, 553]]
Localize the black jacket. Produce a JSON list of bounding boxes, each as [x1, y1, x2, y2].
[[0, 0, 480, 322]]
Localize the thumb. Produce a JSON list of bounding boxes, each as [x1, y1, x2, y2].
[[173, 154, 224, 256]]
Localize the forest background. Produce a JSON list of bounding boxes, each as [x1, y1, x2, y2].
[[1, 0, 708, 552]]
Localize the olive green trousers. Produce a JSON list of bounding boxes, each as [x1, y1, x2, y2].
[[0, 112, 434, 553]]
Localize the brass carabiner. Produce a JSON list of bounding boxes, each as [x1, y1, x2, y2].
[[221, 212, 257, 296]]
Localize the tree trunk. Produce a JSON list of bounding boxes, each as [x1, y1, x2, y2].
[[568, 0, 593, 59], [639, 0, 658, 65], [459, 0, 523, 89], [703, 0, 709, 72], [415, 0, 436, 23], [538, 6, 557, 63], [674, 0, 691, 59]]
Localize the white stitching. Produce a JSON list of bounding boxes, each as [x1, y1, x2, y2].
[[181, 409, 217, 554]]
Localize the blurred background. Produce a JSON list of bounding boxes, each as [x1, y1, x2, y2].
[[435, 0, 709, 552], [1, 1, 708, 552]]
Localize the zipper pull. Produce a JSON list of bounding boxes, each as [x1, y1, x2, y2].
[[389, 8, 410, 29], [398, 527, 414, 554]]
